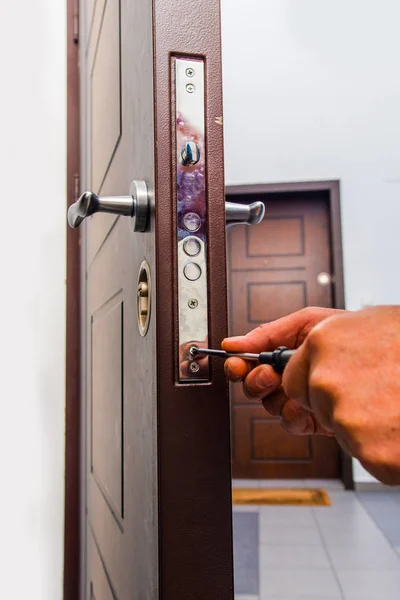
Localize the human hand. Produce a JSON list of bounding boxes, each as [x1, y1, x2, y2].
[[223, 307, 342, 436], [224, 306, 400, 485]]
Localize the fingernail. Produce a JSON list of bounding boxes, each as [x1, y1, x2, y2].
[[225, 363, 241, 382]]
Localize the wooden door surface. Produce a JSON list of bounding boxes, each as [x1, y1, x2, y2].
[[79, 0, 233, 598], [228, 192, 340, 479]]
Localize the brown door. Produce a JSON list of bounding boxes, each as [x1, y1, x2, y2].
[[228, 191, 340, 479], [76, 0, 233, 598]]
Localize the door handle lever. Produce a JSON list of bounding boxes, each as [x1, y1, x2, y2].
[[67, 180, 149, 232], [225, 201, 265, 228]]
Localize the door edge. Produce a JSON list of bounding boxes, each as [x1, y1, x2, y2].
[[65, 0, 81, 597]]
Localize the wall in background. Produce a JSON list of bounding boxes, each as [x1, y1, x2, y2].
[[221, 0, 400, 483], [0, 1, 66, 598]]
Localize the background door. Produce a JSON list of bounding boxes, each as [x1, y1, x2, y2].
[[78, 0, 233, 598], [228, 190, 340, 479]]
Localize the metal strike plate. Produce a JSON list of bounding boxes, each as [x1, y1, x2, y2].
[[176, 58, 209, 382]]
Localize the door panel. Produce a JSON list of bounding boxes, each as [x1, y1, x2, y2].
[[228, 193, 339, 479], [79, 0, 233, 598]]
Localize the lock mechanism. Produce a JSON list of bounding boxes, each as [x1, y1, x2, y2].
[[175, 58, 265, 383], [175, 58, 209, 382]]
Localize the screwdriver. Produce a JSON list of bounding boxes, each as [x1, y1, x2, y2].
[[189, 346, 295, 375]]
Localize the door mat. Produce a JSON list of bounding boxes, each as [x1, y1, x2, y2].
[[232, 488, 331, 506]]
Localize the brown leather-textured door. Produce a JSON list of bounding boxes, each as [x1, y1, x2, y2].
[[228, 192, 340, 479], [78, 1, 233, 598]]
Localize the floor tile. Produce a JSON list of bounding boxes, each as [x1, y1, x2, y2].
[[260, 522, 322, 547], [356, 494, 400, 546], [314, 511, 373, 529], [336, 569, 400, 599], [326, 538, 400, 570], [306, 479, 344, 490], [233, 512, 259, 595], [313, 504, 369, 523], [315, 511, 381, 532], [327, 492, 365, 506], [260, 506, 315, 526], [357, 491, 400, 503], [373, 524, 400, 547], [233, 489, 400, 600], [315, 506, 388, 548], [318, 523, 388, 547], [360, 504, 400, 523], [233, 504, 261, 513], [260, 544, 331, 570], [260, 568, 341, 598]]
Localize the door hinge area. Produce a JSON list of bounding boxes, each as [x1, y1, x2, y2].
[[73, 0, 79, 44]]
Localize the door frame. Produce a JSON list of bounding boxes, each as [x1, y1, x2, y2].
[[226, 181, 353, 490], [65, 0, 81, 598]]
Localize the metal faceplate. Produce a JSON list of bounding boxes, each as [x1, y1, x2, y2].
[[176, 58, 209, 382]]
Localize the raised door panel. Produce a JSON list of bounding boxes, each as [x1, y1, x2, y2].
[[232, 405, 339, 479]]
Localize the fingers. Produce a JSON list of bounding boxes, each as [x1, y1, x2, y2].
[[242, 365, 281, 399], [226, 360, 281, 397], [282, 341, 311, 410], [281, 401, 334, 436], [262, 387, 287, 416], [281, 399, 315, 435], [222, 307, 340, 354], [224, 357, 253, 382]]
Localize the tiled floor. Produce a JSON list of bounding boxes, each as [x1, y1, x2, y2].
[[233, 481, 400, 600]]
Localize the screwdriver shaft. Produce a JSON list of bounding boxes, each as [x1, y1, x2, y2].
[[193, 347, 261, 360], [190, 345, 295, 375]]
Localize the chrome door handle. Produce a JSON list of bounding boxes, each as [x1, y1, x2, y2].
[[225, 201, 265, 228], [68, 180, 149, 232]]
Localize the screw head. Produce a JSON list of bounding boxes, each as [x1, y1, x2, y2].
[[186, 83, 195, 94], [189, 361, 200, 373], [186, 67, 195, 78], [188, 298, 198, 309]]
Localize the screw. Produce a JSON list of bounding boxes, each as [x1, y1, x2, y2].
[[186, 83, 195, 94], [189, 346, 198, 358], [186, 67, 195, 78], [188, 298, 198, 309], [189, 361, 200, 373]]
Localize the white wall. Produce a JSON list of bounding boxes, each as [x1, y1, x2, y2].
[[221, 0, 400, 483], [0, 1, 66, 598]]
